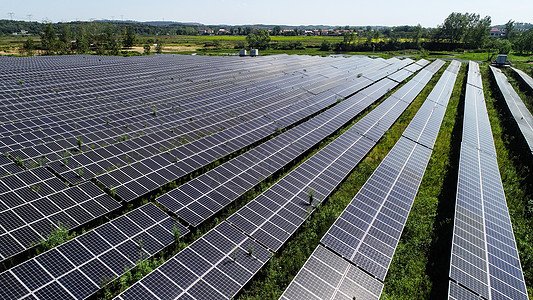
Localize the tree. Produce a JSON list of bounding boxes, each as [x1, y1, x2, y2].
[[108, 40, 121, 55], [41, 23, 57, 55], [75, 23, 90, 54], [504, 20, 515, 39], [21, 38, 35, 55], [319, 40, 332, 51], [413, 24, 423, 48], [57, 23, 72, 54], [58, 23, 71, 44], [515, 29, 533, 54], [272, 26, 281, 36], [123, 26, 135, 48], [155, 41, 163, 54], [143, 44, 151, 55], [440, 12, 469, 44], [246, 29, 271, 50], [464, 14, 491, 49], [439, 12, 491, 49]]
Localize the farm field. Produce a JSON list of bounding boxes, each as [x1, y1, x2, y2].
[[0, 53, 532, 300]]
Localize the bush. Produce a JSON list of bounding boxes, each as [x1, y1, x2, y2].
[[319, 40, 332, 51], [143, 44, 151, 55]]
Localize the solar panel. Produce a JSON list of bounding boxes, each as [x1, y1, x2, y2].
[[159, 76, 400, 227], [462, 84, 496, 157], [119, 221, 269, 299], [282, 61, 459, 299], [321, 137, 431, 280], [448, 61, 528, 300], [448, 280, 483, 300], [467, 61, 483, 90], [511, 67, 533, 91], [490, 66, 533, 153], [402, 61, 461, 149], [0, 180, 119, 263], [281, 245, 383, 300], [0, 203, 188, 299]]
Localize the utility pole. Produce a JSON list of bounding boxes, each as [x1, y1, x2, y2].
[[27, 14, 32, 22], [8, 12, 14, 21]]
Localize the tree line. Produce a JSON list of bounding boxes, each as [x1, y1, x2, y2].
[[6, 12, 533, 56], [19, 22, 137, 55], [322, 13, 533, 55]]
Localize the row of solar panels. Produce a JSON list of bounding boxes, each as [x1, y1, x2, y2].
[[281, 60, 458, 300], [115, 59, 442, 299], [0, 55, 322, 98], [490, 66, 533, 154], [0, 56, 423, 300], [448, 62, 528, 300]]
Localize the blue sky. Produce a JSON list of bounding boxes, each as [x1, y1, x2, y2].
[[3, 0, 532, 27]]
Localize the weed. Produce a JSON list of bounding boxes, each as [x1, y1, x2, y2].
[[29, 184, 41, 194], [307, 187, 314, 206], [248, 242, 254, 256]]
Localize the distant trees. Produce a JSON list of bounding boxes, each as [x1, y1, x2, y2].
[[75, 23, 90, 54], [123, 27, 135, 48], [319, 40, 332, 51], [272, 26, 281, 36], [412, 24, 423, 48], [3, 16, 532, 57], [246, 29, 271, 50], [20, 38, 34, 55], [440, 12, 469, 44], [57, 23, 72, 54], [463, 14, 491, 49], [41, 23, 57, 55], [504, 20, 515, 39], [514, 29, 533, 54]]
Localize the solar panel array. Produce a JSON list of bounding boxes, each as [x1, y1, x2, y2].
[[0, 54, 438, 299], [448, 61, 528, 300], [157, 76, 400, 227], [0, 168, 120, 263], [116, 221, 269, 300], [83, 57, 406, 203], [118, 59, 444, 299], [490, 66, 533, 154], [282, 60, 459, 300], [0, 54, 386, 260], [1, 54, 365, 178], [0, 203, 188, 300], [281, 245, 383, 300]]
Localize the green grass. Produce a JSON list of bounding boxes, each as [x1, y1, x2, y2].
[[448, 51, 533, 63]]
